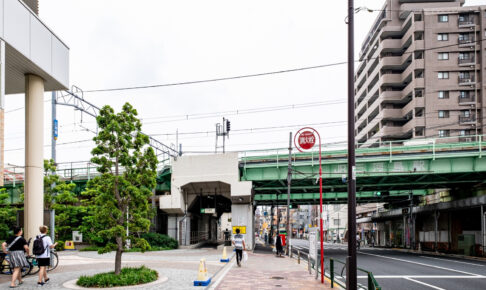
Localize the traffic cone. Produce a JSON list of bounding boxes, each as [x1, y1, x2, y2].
[[193, 258, 211, 286], [220, 246, 230, 262]]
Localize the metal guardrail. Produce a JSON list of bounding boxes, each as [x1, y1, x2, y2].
[[328, 258, 381, 290]]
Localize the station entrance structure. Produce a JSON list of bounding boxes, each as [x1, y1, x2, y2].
[[160, 153, 254, 248]]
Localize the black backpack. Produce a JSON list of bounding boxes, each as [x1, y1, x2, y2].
[[33, 235, 47, 256]]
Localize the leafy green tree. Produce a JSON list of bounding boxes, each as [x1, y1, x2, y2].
[[83, 103, 157, 275], [0, 188, 17, 240], [44, 159, 87, 241]]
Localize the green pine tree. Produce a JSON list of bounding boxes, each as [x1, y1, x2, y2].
[[83, 103, 157, 275]]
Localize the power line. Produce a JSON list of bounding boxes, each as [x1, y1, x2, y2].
[[83, 39, 485, 93]]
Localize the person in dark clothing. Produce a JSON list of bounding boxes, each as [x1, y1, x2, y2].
[[2, 226, 29, 288], [275, 235, 283, 257]]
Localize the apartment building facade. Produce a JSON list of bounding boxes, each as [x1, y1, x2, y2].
[[355, 0, 486, 147]]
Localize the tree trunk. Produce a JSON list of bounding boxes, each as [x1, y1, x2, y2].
[[114, 237, 123, 275]]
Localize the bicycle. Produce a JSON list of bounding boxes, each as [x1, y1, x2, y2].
[[26, 249, 59, 275], [0, 252, 32, 277]]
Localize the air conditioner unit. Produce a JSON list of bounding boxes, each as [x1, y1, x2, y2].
[[72, 231, 83, 243]]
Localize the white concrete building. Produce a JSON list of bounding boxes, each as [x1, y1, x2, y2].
[[160, 153, 255, 248], [1, 0, 69, 240]]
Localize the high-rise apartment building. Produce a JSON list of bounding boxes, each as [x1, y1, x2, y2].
[[355, 0, 486, 147]]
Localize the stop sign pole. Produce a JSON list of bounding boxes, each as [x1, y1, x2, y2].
[[294, 127, 324, 284]]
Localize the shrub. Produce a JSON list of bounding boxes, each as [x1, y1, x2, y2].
[[55, 241, 64, 252], [76, 266, 157, 287], [141, 233, 178, 249]]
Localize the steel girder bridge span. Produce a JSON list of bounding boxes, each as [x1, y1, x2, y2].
[[239, 138, 486, 205]]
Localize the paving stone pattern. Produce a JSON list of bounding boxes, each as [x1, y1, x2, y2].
[[0, 249, 225, 289], [216, 252, 331, 290]]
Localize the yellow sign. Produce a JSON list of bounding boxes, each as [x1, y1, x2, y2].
[[232, 226, 246, 234], [64, 240, 75, 250]]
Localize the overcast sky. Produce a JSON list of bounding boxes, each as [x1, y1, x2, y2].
[[4, 0, 484, 168]]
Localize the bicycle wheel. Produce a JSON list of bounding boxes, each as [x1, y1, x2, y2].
[[20, 262, 31, 277], [27, 256, 40, 275], [1, 257, 12, 274], [47, 252, 59, 272]]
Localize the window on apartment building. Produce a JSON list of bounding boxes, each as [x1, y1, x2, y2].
[[414, 32, 424, 40], [459, 71, 471, 79], [459, 91, 470, 99], [438, 72, 449, 79], [438, 15, 449, 22], [333, 219, 340, 226], [415, 69, 424, 78], [438, 91, 449, 99], [439, 130, 450, 138], [462, 110, 471, 117], [438, 110, 449, 118], [460, 130, 470, 136], [438, 52, 449, 60], [437, 33, 449, 41], [414, 14, 422, 22], [414, 51, 424, 59], [415, 89, 424, 98]]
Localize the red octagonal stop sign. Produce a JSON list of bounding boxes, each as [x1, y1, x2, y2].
[[297, 131, 316, 150]]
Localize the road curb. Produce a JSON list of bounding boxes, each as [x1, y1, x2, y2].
[[392, 248, 486, 262]]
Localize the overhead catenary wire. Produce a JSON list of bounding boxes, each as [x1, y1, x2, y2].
[[82, 38, 486, 93]]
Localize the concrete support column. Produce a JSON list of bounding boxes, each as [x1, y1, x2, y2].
[[24, 74, 45, 241], [481, 205, 485, 256]]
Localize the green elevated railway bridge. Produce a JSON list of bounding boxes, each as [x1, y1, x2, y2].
[[3, 137, 486, 206]]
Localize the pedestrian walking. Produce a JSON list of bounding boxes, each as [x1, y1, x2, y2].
[[34, 225, 58, 287], [1, 226, 29, 288], [356, 233, 361, 250], [232, 228, 246, 267], [275, 235, 283, 257]]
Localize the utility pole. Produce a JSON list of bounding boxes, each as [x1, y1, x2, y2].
[[286, 132, 292, 255], [346, 0, 358, 289], [50, 91, 57, 242]]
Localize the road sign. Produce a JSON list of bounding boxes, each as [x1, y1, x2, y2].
[[200, 208, 215, 214], [296, 130, 316, 150], [309, 230, 317, 261], [53, 119, 58, 140], [232, 226, 246, 234]]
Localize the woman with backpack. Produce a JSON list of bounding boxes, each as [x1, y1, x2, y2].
[[1, 226, 29, 288], [34, 225, 57, 287]]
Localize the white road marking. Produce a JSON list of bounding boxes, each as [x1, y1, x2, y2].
[[360, 252, 482, 276], [207, 259, 236, 290], [419, 256, 484, 267], [405, 277, 445, 290], [357, 275, 486, 279]]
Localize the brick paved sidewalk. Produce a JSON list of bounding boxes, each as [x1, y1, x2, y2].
[[215, 251, 331, 290]]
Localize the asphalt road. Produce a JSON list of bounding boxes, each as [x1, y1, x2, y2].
[[290, 239, 486, 290]]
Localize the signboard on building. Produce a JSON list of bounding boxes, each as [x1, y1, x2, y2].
[[200, 208, 215, 214], [232, 226, 246, 234]]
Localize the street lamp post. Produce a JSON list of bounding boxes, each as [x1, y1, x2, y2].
[[347, 0, 358, 289]]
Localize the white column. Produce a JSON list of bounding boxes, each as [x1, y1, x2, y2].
[[24, 74, 44, 241]]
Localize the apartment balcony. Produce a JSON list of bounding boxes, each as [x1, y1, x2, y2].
[[403, 117, 425, 134], [458, 94, 475, 105], [459, 114, 476, 125], [458, 56, 475, 66], [458, 75, 475, 85], [458, 37, 475, 47], [380, 108, 403, 120], [459, 136, 477, 142], [376, 125, 403, 137], [458, 17, 475, 28]]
